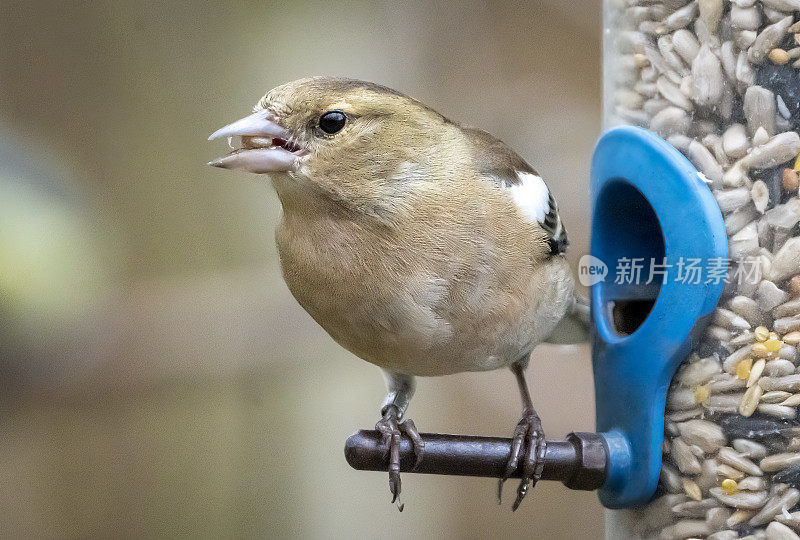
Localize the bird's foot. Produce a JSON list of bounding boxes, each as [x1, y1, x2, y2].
[[498, 407, 546, 511], [375, 406, 425, 512]]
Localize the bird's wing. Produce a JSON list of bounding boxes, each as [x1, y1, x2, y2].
[[463, 127, 568, 255], [544, 292, 590, 344]]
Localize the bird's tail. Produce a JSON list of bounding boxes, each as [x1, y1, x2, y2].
[[544, 292, 590, 344]]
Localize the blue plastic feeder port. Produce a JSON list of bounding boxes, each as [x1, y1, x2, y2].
[[590, 126, 728, 508]]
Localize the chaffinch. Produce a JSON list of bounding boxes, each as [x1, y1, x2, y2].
[[208, 77, 584, 511]]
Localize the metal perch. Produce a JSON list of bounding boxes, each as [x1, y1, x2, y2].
[[345, 430, 607, 491]]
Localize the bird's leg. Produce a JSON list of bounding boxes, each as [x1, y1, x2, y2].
[[375, 372, 424, 511], [498, 361, 546, 511]]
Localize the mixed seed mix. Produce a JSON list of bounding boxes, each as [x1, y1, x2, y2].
[[607, 0, 800, 538]]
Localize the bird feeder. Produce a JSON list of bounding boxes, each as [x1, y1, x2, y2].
[[601, 1, 800, 538]]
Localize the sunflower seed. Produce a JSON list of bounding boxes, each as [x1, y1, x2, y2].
[[748, 17, 794, 64], [766, 359, 796, 378], [750, 488, 800, 525], [745, 87, 778, 136], [662, 462, 686, 493], [688, 140, 724, 184], [673, 436, 703, 474], [659, 519, 711, 539], [758, 404, 798, 419], [770, 238, 800, 283], [643, 494, 691, 532], [708, 531, 739, 540], [774, 298, 800, 319], [673, 497, 719, 517], [693, 44, 726, 107], [731, 331, 759, 348], [728, 209, 760, 238], [673, 29, 701, 63], [740, 477, 769, 491], [766, 200, 800, 231], [736, 50, 757, 88], [666, 2, 698, 30], [775, 316, 800, 335], [758, 281, 790, 312], [719, 463, 748, 480], [763, 390, 795, 403], [778, 346, 796, 363], [710, 487, 769, 509], [731, 5, 762, 31], [731, 222, 762, 260], [679, 419, 727, 452], [680, 356, 724, 386], [717, 307, 754, 330], [722, 124, 750, 161], [728, 509, 758, 527], [759, 375, 800, 392], [710, 392, 749, 413], [742, 132, 800, 171], [721, 41, 739, 82], [669, 386, 701, 410], [659, 75, 695, 109], [721, 415, 794, 440], [734, 439, 769, 460], [755, 126, 773, 147], [760, 0, 800, 11], [707, 507, 733, 532], [730, 296, 767, 326], [683, 478, 704, 501], [725, 345, 755, 373], [698, 0, 723, 31], [778, 95, 792, 119], [761, 358, 795, 380], [763, 6, 788, 22], [776, 511, 800, 532], [699, 458, 722, 490], [780, 394, 800, 407], [651, 106, 691, 136], [766, 521, 800, 540], [761, 453, 800, 472], [737, 29, 759, 50], [720, 446, 766, 476]]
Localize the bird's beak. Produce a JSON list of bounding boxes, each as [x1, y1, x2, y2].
[[207, 110, 304, 173]]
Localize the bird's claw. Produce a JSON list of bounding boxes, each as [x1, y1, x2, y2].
[[399, 418, 425, 470], [375, 407, 425, 511], [498, 408, 546, 511]]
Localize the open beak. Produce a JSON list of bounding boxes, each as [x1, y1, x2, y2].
[[207, 110, 305, 173]]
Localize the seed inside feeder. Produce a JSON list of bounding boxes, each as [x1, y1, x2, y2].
[[607, 0, 800, 536]]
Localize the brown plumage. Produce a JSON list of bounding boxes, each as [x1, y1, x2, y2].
[[208, 76, 581, 511]]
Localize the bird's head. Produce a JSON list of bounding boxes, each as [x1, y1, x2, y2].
[[208, 77, 464, 217]]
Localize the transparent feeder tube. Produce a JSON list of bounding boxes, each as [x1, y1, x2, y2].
[[604, 1, 800, 538]]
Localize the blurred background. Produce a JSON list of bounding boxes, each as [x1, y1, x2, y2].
[[0, 1, 601, 537]]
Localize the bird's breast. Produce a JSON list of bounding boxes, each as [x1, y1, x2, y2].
[[273, 200, 574, 376]]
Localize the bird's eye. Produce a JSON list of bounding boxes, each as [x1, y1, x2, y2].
[[318, 110, 347, 134]]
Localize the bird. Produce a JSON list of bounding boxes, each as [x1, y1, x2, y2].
[[207, 77, 586, 511]]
